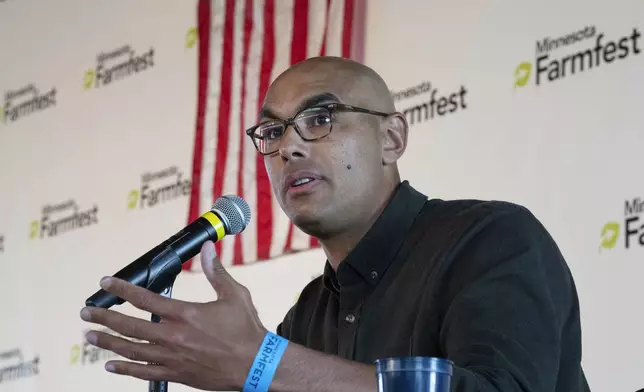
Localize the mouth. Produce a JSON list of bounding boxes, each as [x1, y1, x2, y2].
[[291, 177, 316, 187], [284, 171, 323, 194]]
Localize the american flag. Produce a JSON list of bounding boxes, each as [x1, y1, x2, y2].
[[183, 0, 366, 270]]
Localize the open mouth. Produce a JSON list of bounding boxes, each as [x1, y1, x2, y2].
[[291, 177, 316, 187], [284, 172, 322, 194]]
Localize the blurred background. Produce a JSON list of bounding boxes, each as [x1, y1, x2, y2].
[[0, 0, 642, 391]]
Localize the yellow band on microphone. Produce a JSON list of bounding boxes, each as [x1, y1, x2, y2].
[[200, 211, 226, 241]]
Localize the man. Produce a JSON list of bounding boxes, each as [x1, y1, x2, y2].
[[79, 56, 591, 391]]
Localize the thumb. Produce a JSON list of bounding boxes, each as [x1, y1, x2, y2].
[[200, 241, 238, 298]]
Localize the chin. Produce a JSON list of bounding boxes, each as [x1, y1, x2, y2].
[[290, 209, 319, 228], [288, 206, 326, 236]]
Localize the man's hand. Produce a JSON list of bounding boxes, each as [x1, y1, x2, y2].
[[79, 241, 267, 391]]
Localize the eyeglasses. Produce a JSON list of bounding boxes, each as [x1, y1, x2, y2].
[[245, 103, 391, 155]]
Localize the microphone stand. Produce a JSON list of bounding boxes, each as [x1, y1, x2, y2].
[[148, 276, 176, 392]]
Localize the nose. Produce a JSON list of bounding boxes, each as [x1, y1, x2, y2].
[[277, 124, 309, 162]]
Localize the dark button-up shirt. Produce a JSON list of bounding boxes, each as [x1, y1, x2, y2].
[[277, 181, 590, 392]]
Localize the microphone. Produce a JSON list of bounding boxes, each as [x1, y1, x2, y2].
[[85, 195, 251, 309]]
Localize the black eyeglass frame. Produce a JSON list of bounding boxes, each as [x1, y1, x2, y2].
[[245, 103, 392, 155]]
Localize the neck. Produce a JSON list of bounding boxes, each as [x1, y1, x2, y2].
[[320, 179, 400, 270]]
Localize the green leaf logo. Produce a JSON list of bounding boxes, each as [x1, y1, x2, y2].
[[186, 27, 198, 49], [514, 62, 532, 88], [127, 190, 139, 210], [83, 70, 95, 90], [600, 222, 620, 249], [29, 220, 39, 239], [69, 344, 81, 365]]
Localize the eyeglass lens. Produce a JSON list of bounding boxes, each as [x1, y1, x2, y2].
[[252, 107, 333, 153]]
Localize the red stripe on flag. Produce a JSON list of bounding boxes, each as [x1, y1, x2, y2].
[[290, 0, 309, 64], [342, 0, 354, 58], [284, 0, 310, 254], [309, 0, 331, 250], [319, 0, 331, 57], [256, 0, 275, 261], [352, 0, 366, 63], [212, 0, 236, 259], [184, 0, 211, 271], [284, 221, 295, 255], [309, 233, 320, 248], [233, 0, 254, 265]]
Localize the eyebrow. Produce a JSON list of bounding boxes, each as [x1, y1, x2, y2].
[[259, 92, 341, 120]]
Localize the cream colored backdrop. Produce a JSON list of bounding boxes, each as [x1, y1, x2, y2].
[[0, 1, 642, 392]]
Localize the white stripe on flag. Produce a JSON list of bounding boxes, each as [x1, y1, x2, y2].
[[241, 0, 266, 264], [269, 0, 295, 259], [325, 0, 344, 57], [289, 2, 329, 251], [192, 1, 226, 273], [220, 0, 247, 267], [307, 0, 327, 58], [200, 1, 226, 219]]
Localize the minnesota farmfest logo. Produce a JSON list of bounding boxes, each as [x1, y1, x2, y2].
[[0, 84, 57, 125], [83, 44, 155, 90], [0, 348, 40, 383], [30, 200, 99, 240], [391, 81, 468, 127], [70, 328, 119, 366], [515, 25, 641, 88], [127, 166, 192, 210], [600, 197, 644, 251]]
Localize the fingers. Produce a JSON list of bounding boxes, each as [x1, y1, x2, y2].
[[200, 241, 240, 298], [80, 307, 163, 343], [103, 360, 179, 382], [98, 276, 187, 318], [86, 330, 174, 365]]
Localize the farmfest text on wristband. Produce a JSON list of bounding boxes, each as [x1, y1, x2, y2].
[[243, 331, 289, 392]]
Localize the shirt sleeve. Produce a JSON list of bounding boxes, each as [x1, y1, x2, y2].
[[439, 206, 586, 392], [276, 304, 295, 338]]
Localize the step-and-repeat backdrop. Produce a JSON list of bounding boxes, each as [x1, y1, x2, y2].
[[0, 1, 642, 391], [364, 2, 643, 391]]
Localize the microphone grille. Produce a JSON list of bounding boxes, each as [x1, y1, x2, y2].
[[212, 195, 251, 235]]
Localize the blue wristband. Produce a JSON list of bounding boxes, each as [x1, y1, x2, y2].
[[242, 332, 289, 392]]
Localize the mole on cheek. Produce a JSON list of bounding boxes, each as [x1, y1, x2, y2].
[[346, 164, 352, 170]]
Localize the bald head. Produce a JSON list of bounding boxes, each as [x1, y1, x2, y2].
[[255, 56, 408, 242], [263, 56, 396, 116]]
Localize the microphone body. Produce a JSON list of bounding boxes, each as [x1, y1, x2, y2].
[[85, 196, 251, 309]]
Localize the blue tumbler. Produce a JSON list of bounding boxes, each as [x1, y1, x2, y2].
[[375, 357, 453, 392]]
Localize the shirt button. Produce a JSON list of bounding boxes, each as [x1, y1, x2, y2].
[[370, 270, 378, 279], [345, 314, 356, 323]]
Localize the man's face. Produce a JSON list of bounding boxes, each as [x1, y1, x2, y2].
[[258, 69, 385, 234]]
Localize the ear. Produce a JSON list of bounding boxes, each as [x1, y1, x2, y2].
[[381, 112, 408, 165]]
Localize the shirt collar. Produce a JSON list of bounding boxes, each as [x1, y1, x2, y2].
[[323, 181, 428, 293]]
